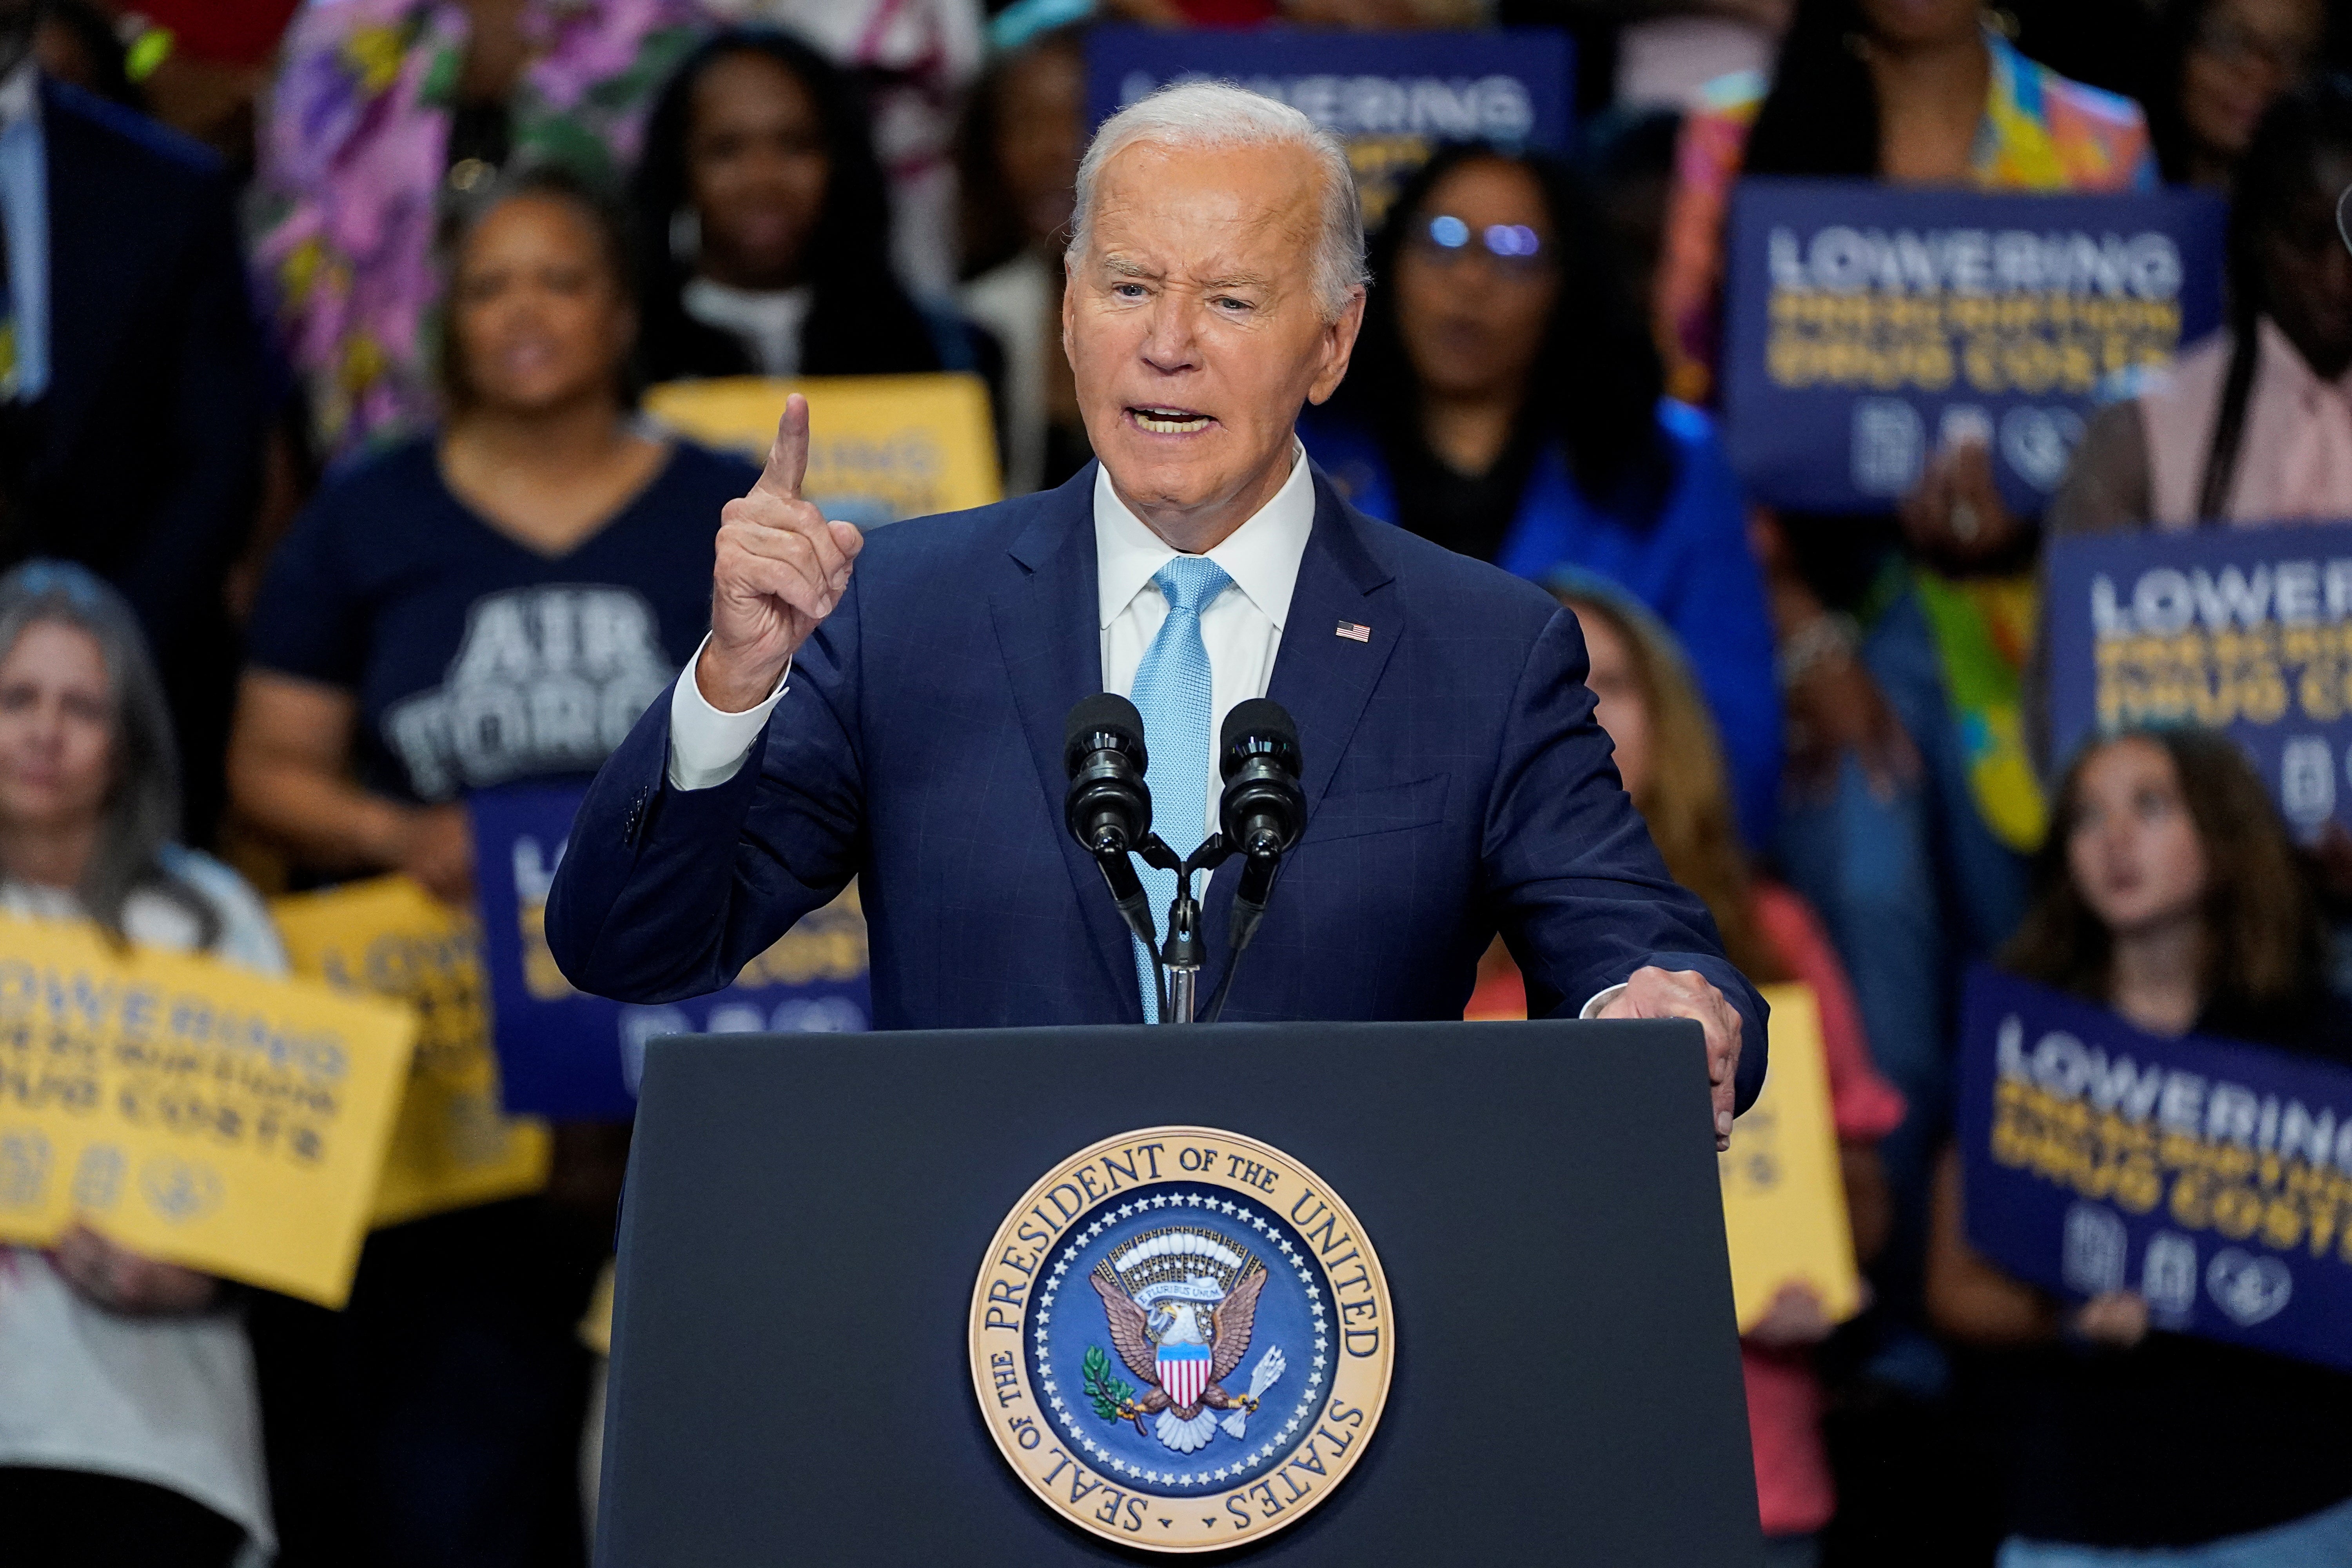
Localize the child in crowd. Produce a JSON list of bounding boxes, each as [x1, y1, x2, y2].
[[1929, 728, 2352, 1566]]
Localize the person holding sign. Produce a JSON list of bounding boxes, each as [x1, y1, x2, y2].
[[548, 82, 1769, 1132], [1927, 729, 2352, 1564], [1299, 143, 1781, 850], [231, 167, 759, 1567], [1659, 0, 2161, 1352], [0, 562, 283, 1567], [1467, 580, 1902, 1559]]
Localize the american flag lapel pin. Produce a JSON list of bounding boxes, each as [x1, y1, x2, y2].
[[1336, 620, 1371, 642]]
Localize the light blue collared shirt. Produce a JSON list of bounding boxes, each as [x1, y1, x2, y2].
[[0, 63, 49, 400]]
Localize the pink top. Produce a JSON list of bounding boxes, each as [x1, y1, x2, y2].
[[2138, 318, 2352, 528], [1742, 882, 1904, 1537]]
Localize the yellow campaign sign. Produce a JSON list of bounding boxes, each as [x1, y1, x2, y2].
[[643, 372, 1002, 526], [271, 877, 550, 1229], [1719, 983, 1864, 1331], [0, 910, 415, 1306], [580, 1255, 615, 1356]]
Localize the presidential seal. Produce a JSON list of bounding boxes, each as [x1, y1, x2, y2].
[[969, 1127, 1394, 1552]]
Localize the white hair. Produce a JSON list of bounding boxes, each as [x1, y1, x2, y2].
[[1067, 82, 1367, 321]]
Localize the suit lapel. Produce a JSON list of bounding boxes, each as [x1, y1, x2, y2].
[[988, 464, 1144, 1018], [1200, 470, 1401, 1006], [1266, 470, 1402, 810]]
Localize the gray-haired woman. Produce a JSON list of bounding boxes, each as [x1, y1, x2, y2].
[[0, 561, 283, 1567]]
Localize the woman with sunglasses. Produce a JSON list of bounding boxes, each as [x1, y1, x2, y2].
[[1300, 142, 1781, 852], [0, 561, 285, 1568]]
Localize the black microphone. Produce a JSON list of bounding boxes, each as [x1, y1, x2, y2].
[[1065, 693, 1151, 853], [1063, 694, 1159, 953], [1217, 699, 1305, 956]]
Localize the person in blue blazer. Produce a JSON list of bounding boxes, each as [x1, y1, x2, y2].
[[548, 82, 1768, 1137]]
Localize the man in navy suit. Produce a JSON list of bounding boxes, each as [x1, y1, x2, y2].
[[548, 82, 1767, 1139]]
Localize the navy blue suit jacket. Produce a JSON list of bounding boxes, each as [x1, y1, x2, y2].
[[547, 461, 1768, 1111], [16, 80, 261, 649]]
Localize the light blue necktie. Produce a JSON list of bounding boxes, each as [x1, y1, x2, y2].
[[1128, 556, 1233, 1020]]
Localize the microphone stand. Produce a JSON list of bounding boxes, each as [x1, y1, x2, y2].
[[1136, 833, 1233, 1024]]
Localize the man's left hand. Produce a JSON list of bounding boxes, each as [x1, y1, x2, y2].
[[1598, 966, 1742, 1149]]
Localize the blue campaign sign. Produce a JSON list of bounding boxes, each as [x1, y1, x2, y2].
[[1957, 966, 2352, 1373], [1721, 179, 2225, 514], [2044, 520, 2352, 833], [468, 786, 871, 1118], [1084, 26, 1571, 229]]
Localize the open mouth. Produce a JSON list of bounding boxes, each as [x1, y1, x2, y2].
[[1128, 406, 1214, 435]]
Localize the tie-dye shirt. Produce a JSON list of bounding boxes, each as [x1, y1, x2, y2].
[[1656, 29, 2156, 408]]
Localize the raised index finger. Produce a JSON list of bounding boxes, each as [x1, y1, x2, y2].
[[755, 392, 811, 503]]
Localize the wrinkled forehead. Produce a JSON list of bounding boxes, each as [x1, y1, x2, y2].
[[1082, 139, 1324, 283]]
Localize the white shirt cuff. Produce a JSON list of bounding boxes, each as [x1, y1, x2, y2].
[[665, 634, 791, 791], [1579, 983, 1629, 1020]]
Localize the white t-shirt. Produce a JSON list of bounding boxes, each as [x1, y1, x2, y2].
[[0, 848, 285, 1564]]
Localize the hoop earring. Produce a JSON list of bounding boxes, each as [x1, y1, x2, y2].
[[669, 207, 701, 266]]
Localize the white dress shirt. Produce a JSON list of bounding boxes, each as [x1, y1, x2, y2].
[[661, 446, 1625, 1015]]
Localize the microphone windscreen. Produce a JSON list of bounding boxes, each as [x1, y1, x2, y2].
[[1220, 697, 1297, 755], [1065, 692, 1147, 769]]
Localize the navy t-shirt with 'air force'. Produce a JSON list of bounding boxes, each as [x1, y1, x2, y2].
[[248, 436, 759, 803]]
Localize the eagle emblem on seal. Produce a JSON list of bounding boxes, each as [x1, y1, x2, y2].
[[1085, 1227, 1288, 1454]]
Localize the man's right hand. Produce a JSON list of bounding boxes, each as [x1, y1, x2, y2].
[[700, 394, 864, 712]]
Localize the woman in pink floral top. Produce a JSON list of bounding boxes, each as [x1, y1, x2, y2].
[[252, 0, 714, 459]]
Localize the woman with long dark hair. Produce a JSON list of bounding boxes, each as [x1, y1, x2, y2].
[[2051, 74, 2352, 533], [1300, 142, 1781, 848], [1928, 728, 2352, 1564], [0, 561, 283, 1568], [629, 27, 973, 386]]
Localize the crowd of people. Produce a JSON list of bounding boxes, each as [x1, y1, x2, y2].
[[4, 0, 2352, 1564]]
